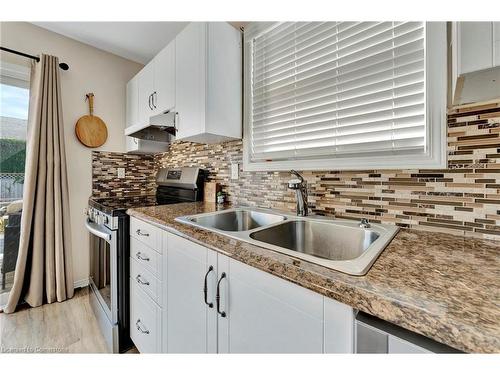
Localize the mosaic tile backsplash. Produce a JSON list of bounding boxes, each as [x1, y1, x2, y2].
[[155, 102, 500, 239], [92, 101, 500, 239], [91, 151, 156, 198]]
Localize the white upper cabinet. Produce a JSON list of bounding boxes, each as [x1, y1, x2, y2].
[[125, 41, 176, 133], [137, 62, 155, 126], [175, 22, 242, 143], [495, 23, 500, 66], [153, 41, 176, 115], [125, 22, 242, 145], [174, 22, 206, 141], [454, 22, 500, 75], [126, 75, 138, 129]]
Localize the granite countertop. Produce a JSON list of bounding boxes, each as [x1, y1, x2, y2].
[[127, 202, 500, 353]]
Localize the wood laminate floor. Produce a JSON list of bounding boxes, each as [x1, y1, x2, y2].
[[0, 287, 111, 353]]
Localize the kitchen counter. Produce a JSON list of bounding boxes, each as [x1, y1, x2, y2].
[[127, 202, 500, 353]]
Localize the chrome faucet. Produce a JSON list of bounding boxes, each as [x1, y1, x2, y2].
[[359, 218, 371, 229], [288, 170, 308, 216]]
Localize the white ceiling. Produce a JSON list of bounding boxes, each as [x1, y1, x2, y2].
[[32, 22, 189, 64]]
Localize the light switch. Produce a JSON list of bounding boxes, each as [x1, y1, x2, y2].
[[231, 163, 239, 180], [117, 168, 125, 178]]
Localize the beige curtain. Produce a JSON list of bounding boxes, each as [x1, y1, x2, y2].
[[3, 54, 74, 313]]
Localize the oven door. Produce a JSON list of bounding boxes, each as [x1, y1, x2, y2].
[[86, 218, 118, 325]]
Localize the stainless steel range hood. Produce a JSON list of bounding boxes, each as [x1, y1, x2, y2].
[[125, 111, 176, 142]]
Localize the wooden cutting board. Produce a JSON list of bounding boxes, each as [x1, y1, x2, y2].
[[75, 93, 108, 148]]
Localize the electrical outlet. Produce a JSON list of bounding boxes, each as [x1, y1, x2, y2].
[[231, 163, 239, 180], [117, 168, 125, 178]]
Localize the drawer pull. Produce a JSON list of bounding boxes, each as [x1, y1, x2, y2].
[[136, 252, 150, 261], [203, 266, 214, 308], [136, 319, 150, 334], [216, 272, 227, 318], [136, 275, 150, 286], [136, 229, 149, 237]]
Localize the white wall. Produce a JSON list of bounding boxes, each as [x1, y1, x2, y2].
[[0, 22, 143, 285]]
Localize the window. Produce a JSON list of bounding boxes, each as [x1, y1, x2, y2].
[[0, 61, 30, 301], [243, 22, 447, 171]]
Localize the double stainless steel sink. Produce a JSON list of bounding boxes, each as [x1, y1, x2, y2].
[[176, 207, 399, 275]]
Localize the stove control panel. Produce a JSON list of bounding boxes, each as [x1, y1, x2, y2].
[[87, 207, 116, 230]]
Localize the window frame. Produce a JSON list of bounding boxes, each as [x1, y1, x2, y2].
[[0, 61, 30, 89], [243, 22, 447, 171]]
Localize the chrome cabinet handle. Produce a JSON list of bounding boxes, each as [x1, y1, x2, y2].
[[136, 229, 149, 237], [148, 93, 153, 110], [216, 272, 227, 318], [136, 252, 150, 261], [136, 275, 150, 285], [203, 266, 214, 308], [136, 319, 150, 334]]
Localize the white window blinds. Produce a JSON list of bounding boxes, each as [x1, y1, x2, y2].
[[248, 22, 426, 163]]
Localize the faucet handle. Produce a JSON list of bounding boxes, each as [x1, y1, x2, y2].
[[288, 178, 302, 189]]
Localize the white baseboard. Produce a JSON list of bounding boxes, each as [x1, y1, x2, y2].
[[74, 278, 89, 289]]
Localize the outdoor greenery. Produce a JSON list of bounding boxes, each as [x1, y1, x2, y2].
[[0, 138, 26, 173]]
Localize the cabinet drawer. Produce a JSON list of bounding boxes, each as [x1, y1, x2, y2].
[[130, 257, 162, 306], [130, 237, 162, 279], [130, 280, 162, 353], [130, 217, 162, 251]]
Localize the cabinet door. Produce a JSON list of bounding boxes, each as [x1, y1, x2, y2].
[[388, 335, 431, 354], [126, 75, 138, 129], [153, 41, 175, 115], [324, 297, 355, 353], [494, 22, 500, 67], [164, 233, 217, 353], [175, 22, 206, 140], [130, 280, 162, 353], [137, 63, 155, 125], [217, 256, 324, 353], [459, 22, 493, 74]]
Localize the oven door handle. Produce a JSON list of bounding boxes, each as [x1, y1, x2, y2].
[[85, 218, 112, 241]]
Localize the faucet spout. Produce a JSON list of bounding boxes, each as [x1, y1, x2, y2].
[[288, 170, 308, 216]]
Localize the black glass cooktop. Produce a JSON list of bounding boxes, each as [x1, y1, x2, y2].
[[88, 185, 204, 216]]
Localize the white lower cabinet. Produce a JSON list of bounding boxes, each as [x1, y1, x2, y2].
[[324, 296, 355, 353], [130, 281, 162, 353], [130, 258, 162, 306], [129, 219, 355, 353], [129, 222, 165, 353], [388, 336, 431, 354], [162, 232, 354, 353], [217, 254, 325, 353], [164, 233, 217, 353]]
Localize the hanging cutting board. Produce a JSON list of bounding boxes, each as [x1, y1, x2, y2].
[[75, 93, 108, 148]]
